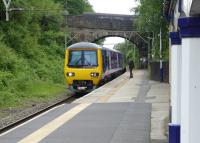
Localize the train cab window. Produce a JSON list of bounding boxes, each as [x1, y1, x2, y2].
[[68, 50, 97, 68], [83, 51, 98, 66], [68, 51, 82, 66]]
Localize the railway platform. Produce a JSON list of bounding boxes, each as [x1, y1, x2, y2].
[[0, 70, 169, 143]]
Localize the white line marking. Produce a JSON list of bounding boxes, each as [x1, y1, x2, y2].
[[18, 103, 91, 143], [0, 104, 65, 137]]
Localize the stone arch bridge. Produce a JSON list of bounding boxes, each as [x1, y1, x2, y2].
[[65, 13, 150, 63]]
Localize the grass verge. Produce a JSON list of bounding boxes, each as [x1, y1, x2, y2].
[[0, 81, 68, 109]]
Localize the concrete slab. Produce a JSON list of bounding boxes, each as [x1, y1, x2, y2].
[[145, 81, 170, 142], [75, 71, 145, 104], [75, 70, 170, 142], [0, 104, 78, 143], [40, 103, 152, 143]]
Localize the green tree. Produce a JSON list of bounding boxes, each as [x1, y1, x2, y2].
[[114, 40, 140, 69], [55, 0, 93, 14], [134, 0, 169, 60], [0, 0, 94, 108]]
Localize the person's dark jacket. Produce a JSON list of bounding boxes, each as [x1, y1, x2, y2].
[[128, 60, 134, 70]]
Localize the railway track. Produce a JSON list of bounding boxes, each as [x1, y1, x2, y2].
[[0, 73, 121, 135], [0, 93, 84, 134]]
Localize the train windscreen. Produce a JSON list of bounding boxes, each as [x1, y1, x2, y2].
[[68, 50, 98, 68]]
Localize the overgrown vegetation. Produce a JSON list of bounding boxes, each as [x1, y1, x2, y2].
[[114, 41, 140, 69], [114, 0, 169, 69], [0, 0, 93, 108], [55, 0, 93, 14], [134, 0, 169, 60]]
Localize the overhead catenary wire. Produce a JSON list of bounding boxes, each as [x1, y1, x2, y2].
[[9, 8, 64, 12], [2, 0, 12, 21], [2, 0, 66, 21]]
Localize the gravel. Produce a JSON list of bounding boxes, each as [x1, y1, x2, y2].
[[0, 92, 72, 130]]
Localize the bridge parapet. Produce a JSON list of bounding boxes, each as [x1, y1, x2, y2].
[[65, 13, 135, 31], [65, 13, 149, 63]]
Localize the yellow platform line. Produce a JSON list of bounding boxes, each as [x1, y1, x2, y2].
[[99, 76, 129, 102], [18, 103, 91, 143]]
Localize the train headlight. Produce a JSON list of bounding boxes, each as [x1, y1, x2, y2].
[[67, 72, 75, 77], [90, 72, 99, 77]]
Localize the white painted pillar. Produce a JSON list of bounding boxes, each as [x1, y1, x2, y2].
[[179, 17, 200, 143], [170, 32, 182, 124], [169, 32, 181, 143], [177, 43, 182, 124]]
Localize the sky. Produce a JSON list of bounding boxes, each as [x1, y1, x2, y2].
[[88, 0, 137, 15], [88, 0, 138, 48]]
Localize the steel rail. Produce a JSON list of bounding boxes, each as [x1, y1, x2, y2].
[[0, 93, 79, 134]]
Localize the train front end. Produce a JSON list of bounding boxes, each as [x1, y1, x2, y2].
[[64, 42, 103, 92]]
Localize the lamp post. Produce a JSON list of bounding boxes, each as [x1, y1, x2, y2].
[[159, 28, 164, 82], [152, 33, 155, 59], [134, 44, 136, 67], [147, 32, 154, 66], [147, 39, 150, 66]]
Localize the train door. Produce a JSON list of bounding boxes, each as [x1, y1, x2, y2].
[[102, 50, 107, 73]]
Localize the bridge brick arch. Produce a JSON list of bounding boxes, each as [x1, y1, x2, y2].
[[65, 13, 149, 61], [69, 29, 143, 45]]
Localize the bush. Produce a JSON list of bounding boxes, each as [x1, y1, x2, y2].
[[0, 0, 93, 108]]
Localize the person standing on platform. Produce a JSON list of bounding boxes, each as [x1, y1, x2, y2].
[[128, 60, 134, 78]]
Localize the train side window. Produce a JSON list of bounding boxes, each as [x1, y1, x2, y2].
[[106, 51, 110, 70], [111, 52, 117, 69]]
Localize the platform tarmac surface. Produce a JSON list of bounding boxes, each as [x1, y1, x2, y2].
[[0, 70, 169, 143], [0, 103, 151, 143]]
